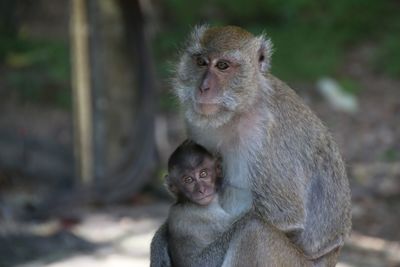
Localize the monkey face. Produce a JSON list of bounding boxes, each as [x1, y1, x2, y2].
[[191, 53, 242, 116], [172, 157, 220, 206], [174, 25, 273, 129]]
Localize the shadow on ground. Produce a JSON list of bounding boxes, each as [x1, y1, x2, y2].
[[0, 231, 96, 267]]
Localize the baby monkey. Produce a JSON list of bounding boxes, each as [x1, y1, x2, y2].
[[165, 140, 233, 267], [158, 140, 312, 267]]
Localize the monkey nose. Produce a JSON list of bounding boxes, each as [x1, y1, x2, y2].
[[197, 185, 205, 193]]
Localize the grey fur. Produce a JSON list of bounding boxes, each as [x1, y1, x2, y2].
[[168, 197, 233, 267], [151, 25, 351, 267]]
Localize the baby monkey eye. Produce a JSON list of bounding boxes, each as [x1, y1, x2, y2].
[[183, 176, 194, 184], [199, 170, 208, 178], [196, 56, 207, 67], [216, 61, 229, 70]]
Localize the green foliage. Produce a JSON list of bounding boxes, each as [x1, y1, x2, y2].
[[375, 34, 400, 78], [381, 148, 400, 162], [159, 89, 179, 112], [1, 35, 71, 109], [338, 78, 362, 95], [157, 0, 400, 82], [267, 26, 341, 81]]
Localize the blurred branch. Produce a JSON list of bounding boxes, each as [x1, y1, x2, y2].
[[88, 0, 107, 182], [95, 0, 158, 203], [70, 0, 94, 185], [68, 0, 158, 203]]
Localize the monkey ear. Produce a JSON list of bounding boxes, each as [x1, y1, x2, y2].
[[256, 34, 273, 73], [167, 184, 179, 195], [164, 175, 179, 196]]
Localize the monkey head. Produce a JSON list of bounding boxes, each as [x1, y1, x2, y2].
[[174, 25, 273, 128], [165, 140, 222, 205]]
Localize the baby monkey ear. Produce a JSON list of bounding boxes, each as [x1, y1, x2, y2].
[[164, 174, 178, 196]]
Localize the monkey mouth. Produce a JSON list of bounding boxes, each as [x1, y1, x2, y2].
[[194, 102, 220, 115], [194, 193, 215, 205]]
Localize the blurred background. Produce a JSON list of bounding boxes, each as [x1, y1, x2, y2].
[[0, 0, 399, 266]]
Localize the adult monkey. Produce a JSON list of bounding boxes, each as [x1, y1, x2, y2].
[[151, 25, 351, 266]]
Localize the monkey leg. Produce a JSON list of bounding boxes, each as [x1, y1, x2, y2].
[[312, 247, 341, 267], [222, 216, 313, 267]]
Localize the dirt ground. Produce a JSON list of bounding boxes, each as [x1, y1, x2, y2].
[[1, 200, 400, 267]]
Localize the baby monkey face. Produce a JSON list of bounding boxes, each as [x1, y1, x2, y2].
[[178, 157, 219, 206]]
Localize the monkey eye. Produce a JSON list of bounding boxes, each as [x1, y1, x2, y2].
[[195, 56, 208, 67], [199, 170, 208, 178], [183, 176, 194, 184], [216, 61, 229, 70]]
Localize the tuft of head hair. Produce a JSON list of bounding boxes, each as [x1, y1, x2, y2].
[[186, 25, 273, 73], [200, 25, 254, 51], [168, 140, 213, 173]]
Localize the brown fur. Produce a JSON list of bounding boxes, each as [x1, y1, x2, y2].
[[201, 25, 254, 51], [151, 25, 351, 267]]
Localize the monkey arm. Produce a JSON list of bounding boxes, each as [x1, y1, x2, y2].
[[185, 212, 254, 267], [257, 76, 350, 261], [295, 139, 349, 261], [252, 140, 348, 260], [249, 142, 316, 258], [252, 163, 307, 228], [150, 222, 172, 267], [252, 172, 326, 260], [169, 236, 227, 267]]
